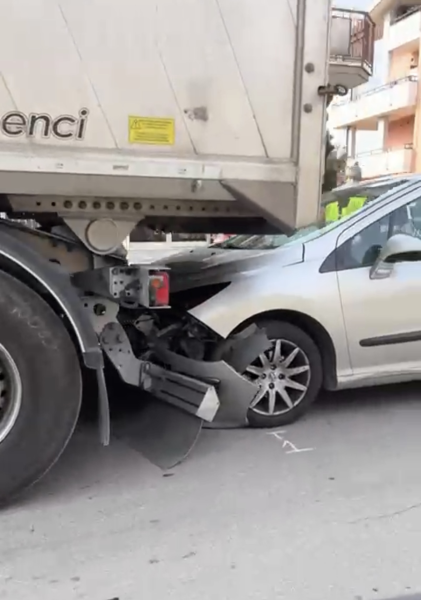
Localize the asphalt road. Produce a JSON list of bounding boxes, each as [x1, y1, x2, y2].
[[2, 384, 421, 600]]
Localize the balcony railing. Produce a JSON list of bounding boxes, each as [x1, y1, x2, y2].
[[330, 9, 375, 74], [391, 5, 421, 25], [352, 75, 418, 99], [354, 144, 414, 178], [329, 76, 418, 128], [388, 6, 421, 51]]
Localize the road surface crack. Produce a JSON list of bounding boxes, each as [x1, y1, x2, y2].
[[350, 502, 421, 524]]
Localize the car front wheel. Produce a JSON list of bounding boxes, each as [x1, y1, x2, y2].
[[245, 321, 323, 428]]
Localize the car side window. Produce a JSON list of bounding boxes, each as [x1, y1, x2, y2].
[[336, 196, 421, 271]]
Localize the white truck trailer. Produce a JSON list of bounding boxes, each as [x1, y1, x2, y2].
[[0, 0, 373, 503]]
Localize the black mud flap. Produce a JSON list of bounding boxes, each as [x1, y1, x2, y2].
[[113, 399, 203, 469]]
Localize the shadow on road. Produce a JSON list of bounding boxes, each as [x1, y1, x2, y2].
[[314, 381, 421, 415], [7, 381, 421, 509]]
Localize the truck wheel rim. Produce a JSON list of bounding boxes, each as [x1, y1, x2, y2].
[[0, 343, 22, 444], [245, 339, 311, 416]]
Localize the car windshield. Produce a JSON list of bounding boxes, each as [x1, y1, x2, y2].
[[212, 179, 410, 250]]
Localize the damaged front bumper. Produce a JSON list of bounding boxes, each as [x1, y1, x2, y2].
[[122, 348, 260, 468], [144, 346, 260, 428], [101, 321, 268, 468]]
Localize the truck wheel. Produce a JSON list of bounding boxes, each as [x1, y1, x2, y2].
[[0, 270, 82, 504], [244, 321, 322, 428]]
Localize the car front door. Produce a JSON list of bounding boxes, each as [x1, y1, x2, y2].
[[335, 192, 421, 379]]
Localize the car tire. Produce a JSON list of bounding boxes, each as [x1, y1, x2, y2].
[[245, 320, 322, 428], [0, 270, 82, 504]]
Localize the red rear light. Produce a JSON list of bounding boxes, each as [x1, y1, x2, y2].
[[149, 271, 170, 307]]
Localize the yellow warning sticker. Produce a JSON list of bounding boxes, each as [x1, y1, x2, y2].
[[128, 116, 175, 145]]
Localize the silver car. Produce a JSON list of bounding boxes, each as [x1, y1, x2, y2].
[[159, 174, 421, 428]]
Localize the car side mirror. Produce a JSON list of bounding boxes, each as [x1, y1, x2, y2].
[[370, 234, 421, 280]]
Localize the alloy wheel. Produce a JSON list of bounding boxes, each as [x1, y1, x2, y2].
[[245, 338, 311, 416]]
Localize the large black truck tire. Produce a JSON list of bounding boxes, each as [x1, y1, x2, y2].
[[0, 269, 82, 504]]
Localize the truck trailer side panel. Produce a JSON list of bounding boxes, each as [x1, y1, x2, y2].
[[0, 0, 331, 231]]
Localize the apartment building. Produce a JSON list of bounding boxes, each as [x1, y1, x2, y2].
[[330, 1, 421, 180]]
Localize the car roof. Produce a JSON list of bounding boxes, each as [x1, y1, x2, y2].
[[321, 173, 421, 206]]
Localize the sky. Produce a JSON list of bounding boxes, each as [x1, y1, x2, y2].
[[334, 0, 372, 8]]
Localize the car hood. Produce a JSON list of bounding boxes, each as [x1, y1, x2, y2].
[[154, 244, 305, 292]]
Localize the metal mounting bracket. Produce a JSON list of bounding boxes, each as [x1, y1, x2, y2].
[[64, 217, 135, 255]]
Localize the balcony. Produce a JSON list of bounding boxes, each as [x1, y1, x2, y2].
[[329, 9, 375, 90], [370, 0, 421, 25], [354, 145, 414, 178], [329, 76, 418, 129], [388, 7, 421, 51]]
